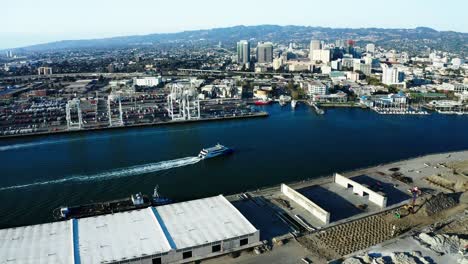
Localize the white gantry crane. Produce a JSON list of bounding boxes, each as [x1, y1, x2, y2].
[[107, 94, 124, 127], [167, 83, 201, 121], [66, 98, 83, 130]]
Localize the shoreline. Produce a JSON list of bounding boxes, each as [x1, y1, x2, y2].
[[0, 111, 268, 140]]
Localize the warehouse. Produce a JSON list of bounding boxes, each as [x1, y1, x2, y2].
[[0, 195, 260, 264]]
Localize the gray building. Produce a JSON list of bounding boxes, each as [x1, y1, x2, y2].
[[237, 40, 251, 65], [310, 39, 321, 51], [256, 42, 273, 63]]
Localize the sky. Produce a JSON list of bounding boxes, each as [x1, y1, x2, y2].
[[2, 0, 467, 49]]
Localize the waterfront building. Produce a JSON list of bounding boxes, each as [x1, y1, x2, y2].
[[381, 64, 405, 85], [306, 80, 328, 96], [0, 195, 260, 264], [256, 42, 273, 63], [312, 91, 348, 103], [37, 67, 53, 75], [237, 40, 251, 65], [134, 76, 162, 87]]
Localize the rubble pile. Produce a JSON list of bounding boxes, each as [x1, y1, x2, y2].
[[424, 193, 457, 216], [418, 233, 467, 255]]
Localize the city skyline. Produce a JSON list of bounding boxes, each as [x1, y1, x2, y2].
[[2, 0, 468, 49]]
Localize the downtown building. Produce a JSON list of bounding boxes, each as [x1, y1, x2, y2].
[[256, 42, 273, 63], [237, 40, 251, 66], [381, 64, 405, 85]]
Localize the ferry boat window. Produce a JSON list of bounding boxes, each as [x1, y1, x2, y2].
[[152, 257, 161, 264], [183, 251, 192, 259]]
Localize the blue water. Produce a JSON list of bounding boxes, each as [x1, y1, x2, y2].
[[0, 104, 467, 228]]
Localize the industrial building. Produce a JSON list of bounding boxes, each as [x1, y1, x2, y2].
[[0, 195, 260, 264]]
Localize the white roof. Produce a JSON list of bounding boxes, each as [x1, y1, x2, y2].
[[0, 221, 73, 264], [77, 207, 171, 263], [156, 195, 258, 249]]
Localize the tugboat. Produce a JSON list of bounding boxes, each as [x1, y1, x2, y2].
[[53, 186, 173, 220], [198, 144, 233, 159]]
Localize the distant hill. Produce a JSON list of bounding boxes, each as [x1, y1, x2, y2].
[[13, 25, 468, 55]]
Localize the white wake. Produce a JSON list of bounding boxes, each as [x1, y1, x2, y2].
[[0, 156, 201, 191]]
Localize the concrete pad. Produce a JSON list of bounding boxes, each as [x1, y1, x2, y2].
[[232, 199, 290, 241]]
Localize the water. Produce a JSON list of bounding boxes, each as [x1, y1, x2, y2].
[[1, 104, 467, 228]]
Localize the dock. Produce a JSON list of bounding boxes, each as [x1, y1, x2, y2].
[[0, 111, 268, 139]]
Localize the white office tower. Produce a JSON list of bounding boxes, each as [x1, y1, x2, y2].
[[310, 40, 321, 51], [273, 57, 284, 70], [331, 60, 342, 70], [310, 49, 331, 63], [381, 64, 405, 85], [256, 42, 274, 63], [237, 40, 251, 65], [366, 43, 376, 54]]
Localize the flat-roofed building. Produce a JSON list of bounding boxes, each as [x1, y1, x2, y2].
[[0, 195, 259, 264], [0, 221, 74, 264]]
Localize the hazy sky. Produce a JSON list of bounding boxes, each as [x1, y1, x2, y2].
[[2, 0, 467, 49]]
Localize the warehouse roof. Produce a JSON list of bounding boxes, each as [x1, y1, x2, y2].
[[77, 207, 172, 264], [156, 195, 258, 249], [0, 221, 73, 264], [0, 195, 258, 264]]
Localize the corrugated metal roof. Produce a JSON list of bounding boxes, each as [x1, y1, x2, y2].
[[0, 220, 73, 264], [156, 195, 258, 249]]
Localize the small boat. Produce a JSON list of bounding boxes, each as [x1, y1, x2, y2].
[[254, 99, 272, 105], [291, 100, 297, 109], [152, 185, 173, 206], [198, 144, 233, 159]]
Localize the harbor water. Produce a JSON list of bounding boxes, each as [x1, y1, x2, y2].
[[1, 104, 468, 228]]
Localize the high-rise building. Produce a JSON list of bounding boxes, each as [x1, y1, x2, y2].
[[5, 50, 13, 58], [256, 42, 273, 63], [310, 40, 321, 51], [366, 43, 375, 54], [381, 64, 404, 85], [237, 40, 251, 65], [353, 62, 372, 76], [310, 49, 331, 63]]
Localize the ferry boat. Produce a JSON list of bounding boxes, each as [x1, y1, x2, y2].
[[198, 144, 233, 159]]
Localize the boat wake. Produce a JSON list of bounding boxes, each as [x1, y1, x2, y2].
[[0, 139, 75, 152], [0, 156, 201, 191]]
